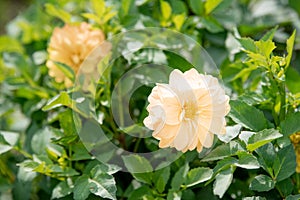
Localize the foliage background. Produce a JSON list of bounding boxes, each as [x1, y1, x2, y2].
[[1, 0, 300, 199]]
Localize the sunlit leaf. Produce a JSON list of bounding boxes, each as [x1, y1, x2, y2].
[[286, 30, 296, 68]]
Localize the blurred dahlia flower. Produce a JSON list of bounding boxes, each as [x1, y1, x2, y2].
[[144, 68, 230, 153], [46, 22, 110, 87]]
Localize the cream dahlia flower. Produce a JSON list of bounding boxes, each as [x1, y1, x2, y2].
[[143, 68, 230, 153], [46, 22, 109, 87]]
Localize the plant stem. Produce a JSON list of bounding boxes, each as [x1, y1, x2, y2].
[[276, 184, 284, 198], [68, 144, 72, 168], [133, 138, 141, 152], [118, 85, 125, 127], [278, 82, 286, 122]]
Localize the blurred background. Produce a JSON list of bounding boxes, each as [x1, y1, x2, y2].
[[0, 0, 32, 34]]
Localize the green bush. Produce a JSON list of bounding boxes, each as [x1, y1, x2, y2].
[[1, 0, 300, 199]]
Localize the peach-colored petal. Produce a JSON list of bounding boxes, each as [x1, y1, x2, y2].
[[143, 68, 230, 153], [173, 122, 190, 151], [153, 124, 179, 139], [46, 22, 108, 87]]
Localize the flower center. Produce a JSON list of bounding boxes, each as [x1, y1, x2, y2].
[[182, 101, 198, 120]]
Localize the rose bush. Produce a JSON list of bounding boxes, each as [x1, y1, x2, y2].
[[1, 0, 300, 200]]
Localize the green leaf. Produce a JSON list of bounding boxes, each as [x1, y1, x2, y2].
[[201, 141, 245, 162], [51, 181, 73, 199], [42, 92, 71, 111], [276, 178, 294, 197], [235, 152, 260, 169], [160, 0, 172, 20], [0, 36, 24, 53], [90, 164, 121, 176], [45, 3, 72, 23], [59, 109, 79, 136], [172, 14, 186, 31], [188, 0, 204, 15], [249, 175, 275, 192], [122, 154, 153, 173], [73, 175, 91, 200], [273, 145, 296, 182], [212, 157, 237, 178], [256, 143, 276, 177], [243, 197, 266, 200], [171, 163, 189, 190], [153, 167, 170, 193], [31, 128, 56, 154], [73, 167, 117, 200], [261, 26, 278, 41], [286, 194, 300, 200], [120, 0, 135, 17], [255, 40, 276, 58], [280, 112, 300, 136], [128, 185, 153, 200], [82, 13, 102, 24], [229, 100, 268, 131], [167, 189, 182, 200], [185, 167, 213, 187], [239, 38, 257, 52], [218, 124, 242, 143], [201, 16, 224, 33], [286, 30, 296, 68], [91, 0, 105, 17], [89, 173, 117, 200], [286, 67, 300, 94], [247, 129, 282, 151], [205, 0, 223, 15], [213, 167, 234, 198], [54, 62, 75, 82], [0, 130, 19, 146]]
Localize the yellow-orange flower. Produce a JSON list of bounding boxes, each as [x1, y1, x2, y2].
[[46, 22, 108, 87], [144, 68, 230, 153]]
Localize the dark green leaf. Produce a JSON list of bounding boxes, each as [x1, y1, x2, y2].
[[229, 100, 268, 131], [153, 167, 170, 193], [286, 67, 300, 94], [280, 112, 300, 136], [201, 141, 244, 162], [276, 178, 294, 197], [73, 175, 90, 200], [128, 185, 153, 200], [249, 175, 275, 192], [286, 194, 300, 200], [201, 16, 224, 33], [256, 143, 276, 177], [273, 145, 296, 182], [188, 0, 204, 15], [171, 163, 189, 190]]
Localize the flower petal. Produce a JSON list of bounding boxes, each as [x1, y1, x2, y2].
[[173, 121, 191, 151]]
